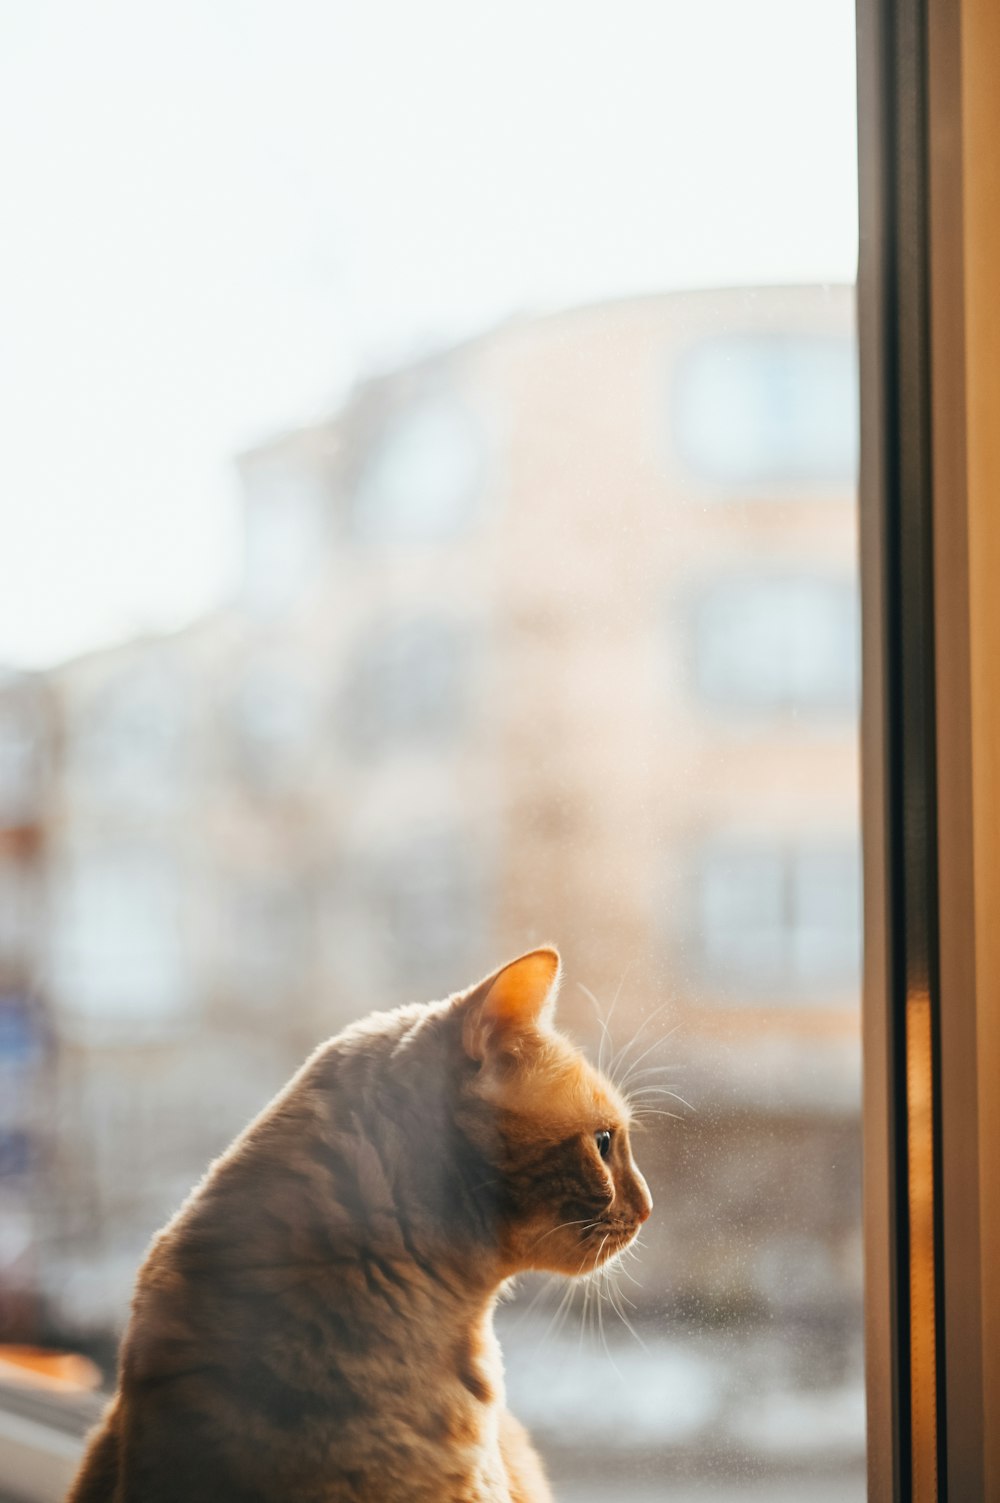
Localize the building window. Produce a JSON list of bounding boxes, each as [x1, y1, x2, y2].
[[692, 841, 861, 999], [339, 616, 470, 755], [222, 874, 313, 1010], [48, 847, 190, 1031], [227, 662, 316, 797], [0, 679, 47, 828], [0, 992, 45, 1190], [692, 575, 859, 714], [327, 831, 485, 997], [0, 862, 39, 969], [70, 663, 189, 811], [241, 453, 331, 616], [672, 333, 859, 491], [349, 396, 485, 542], [375, 833, 484, 990]]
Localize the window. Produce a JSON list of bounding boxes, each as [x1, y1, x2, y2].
[[0, 993, 45, 1165], [68, 663, 189, 812], [0, 3, 903, 1500], [0, 987, 44, 1336], [227, 661, 316, 795], [221, 873, 314, 1007], [0, 861, 39, 968], [673, 333, 859, 491], [856, 0, 1000, 1486], [349, 396, 485, 542], [8, 0, 1000, 1494], [0, 676, 47, 828], [339, 616, 470, 754], [241, 451, 332, 616], [328, 831, 486, 996], [692, 841, 861, 998], [693, 575, 860, 713], [48, 847, 190, 1033], [373, 833, 484, 988]]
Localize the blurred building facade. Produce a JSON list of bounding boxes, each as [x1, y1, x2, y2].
[[0, 671, 53, 1336], [4, 287, 861, 1365]]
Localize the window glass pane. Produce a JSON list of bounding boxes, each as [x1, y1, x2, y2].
[[0, 674, 48, 827], [674, 334, 859, 490], [242, 452, 334, 617], [225, 657, 319, 796], [49, 845, 190, 1033], [64, 657, 191, 812], [693, 842, 861, 999], [349, 395, 486, 542], [339, 615, 471, 753], [694, 577, 860, 712], [1, 5, 862, 1501]]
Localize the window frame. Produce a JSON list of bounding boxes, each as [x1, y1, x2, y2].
[[858, 0, 1000, 1496]]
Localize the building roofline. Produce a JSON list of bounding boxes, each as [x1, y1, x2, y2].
[[237, 280, 855, 465]]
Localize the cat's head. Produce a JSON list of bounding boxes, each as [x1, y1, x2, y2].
[[452, 947, 652, 1280]]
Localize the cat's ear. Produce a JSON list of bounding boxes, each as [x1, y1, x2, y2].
[[460, 947, 561, 1062]]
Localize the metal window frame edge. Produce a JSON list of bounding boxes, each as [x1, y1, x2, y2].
[[859, 0, 1000, 1497]]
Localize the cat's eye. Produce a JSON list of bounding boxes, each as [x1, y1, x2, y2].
[[595, 1130, 612, 1160]]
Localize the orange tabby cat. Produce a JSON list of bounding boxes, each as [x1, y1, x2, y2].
[[68, 946, 651, 1502]]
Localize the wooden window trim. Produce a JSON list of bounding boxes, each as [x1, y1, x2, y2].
[[858, 0, 1000, 1496]]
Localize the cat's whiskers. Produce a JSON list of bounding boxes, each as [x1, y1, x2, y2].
[[581, 977, 695, 1157], [523, 1216, 600, 1255], [577, 1276, 592, 1355], [607, 1001, 679, 1083], [614, 1247, 644, 1289], [604, 1271, 649, 1353], [579, 962, 632, 1077], [511, 1216, 615, 1339], [542, 1223, 618, 1351], [509, 1272, 562, 1330], [579, 963, 637, 1083], [578, 983, 615, 1079], [623, 1232, 644, 1265], [539, 1251, 592, 1348], [601, 1231, 643, 1287], [615, 1018, 684, 1094], [595, 1264, 625, 1380], [577, 1233, 610, 1358], [623, 1063, 692, 1080], [583, 1235, 640, 1382], [541, 1281, 572, 1343], [624, 1083, 697, 1113], [614, 1282, 638, 1312]]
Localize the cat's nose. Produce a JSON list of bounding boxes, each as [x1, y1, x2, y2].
[[633, 1171, 653, 1223]]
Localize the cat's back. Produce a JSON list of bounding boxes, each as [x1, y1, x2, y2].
[[64, 959, 602, 1503], [66, 1018, 520, 1503]]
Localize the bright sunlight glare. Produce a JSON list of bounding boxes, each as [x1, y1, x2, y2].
[[0, 0, 857, 668]]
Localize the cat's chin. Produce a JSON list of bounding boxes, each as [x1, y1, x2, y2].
[[534, 1221, 641, 1278], [588, 1220, 641, 1268], [533, 1221, 641, 1277]]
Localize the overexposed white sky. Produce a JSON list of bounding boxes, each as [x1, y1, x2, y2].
[[0, 0, 857, 669]]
